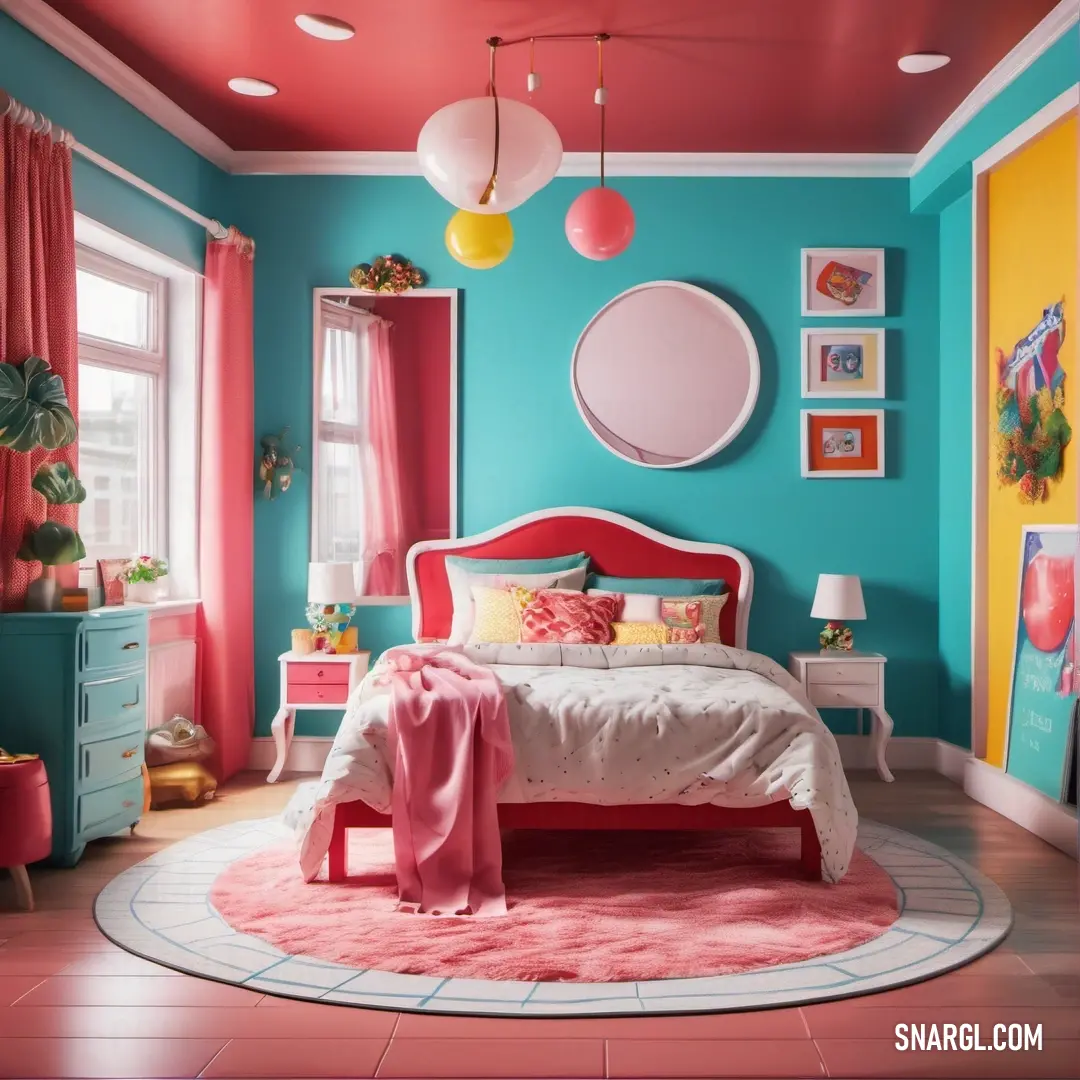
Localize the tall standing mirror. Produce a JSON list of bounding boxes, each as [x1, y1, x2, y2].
[[312, 288, 458, 603]]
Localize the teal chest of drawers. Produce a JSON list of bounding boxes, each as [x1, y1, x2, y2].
[[0, 608, 148, 867]]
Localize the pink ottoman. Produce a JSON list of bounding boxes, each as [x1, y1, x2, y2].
[[0, 759, 52, 911]]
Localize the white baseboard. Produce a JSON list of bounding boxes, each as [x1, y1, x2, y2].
[[248, 734, 969, 780], [963, 757, 1078, 859]]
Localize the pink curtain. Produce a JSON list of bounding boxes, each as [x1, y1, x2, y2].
[[198, 228, 255, 781], [0, 115, 78, 611], [363, 320, 408, 595]]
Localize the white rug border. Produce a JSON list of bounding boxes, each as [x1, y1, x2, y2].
[[93, 818, 1012, 1017]]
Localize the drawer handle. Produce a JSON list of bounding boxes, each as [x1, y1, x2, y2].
[[122, 702, 139, 710], [122, 748, 138, 759], [122, 642, 140, 651], [317, 669, 325, 678]]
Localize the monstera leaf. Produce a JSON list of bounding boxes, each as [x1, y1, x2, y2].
[[0, 356, 78, 452], [32, 462, 86, 505], [17, 520, 86, 566]]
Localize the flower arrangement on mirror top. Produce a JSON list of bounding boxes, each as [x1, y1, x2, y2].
[[995, 302, 1070, 504], [349, 254, 425, 293]]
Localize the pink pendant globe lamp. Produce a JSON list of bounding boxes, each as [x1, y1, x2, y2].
[[565, 35, 634, 260]]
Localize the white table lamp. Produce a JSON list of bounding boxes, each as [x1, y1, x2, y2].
[[306, 562, 358, 653], [811, 574, 866, 651]]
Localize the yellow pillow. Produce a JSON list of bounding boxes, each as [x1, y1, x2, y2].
[[611, 621, 669, 645], [468, 585, 537, 644]]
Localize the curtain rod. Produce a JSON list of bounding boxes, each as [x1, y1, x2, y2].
[[1, 89, 228, 240]]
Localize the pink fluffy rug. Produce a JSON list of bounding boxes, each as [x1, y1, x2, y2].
[[210, 828, 897, 983]]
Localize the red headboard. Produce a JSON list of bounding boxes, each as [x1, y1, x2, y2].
[[407, 507, 753, 648]]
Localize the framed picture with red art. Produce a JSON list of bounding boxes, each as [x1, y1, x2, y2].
[[800, 409, 885, 479], [96, 558, 127, 606]]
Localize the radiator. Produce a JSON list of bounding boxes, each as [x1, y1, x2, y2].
[[146, 639, 199, 730]]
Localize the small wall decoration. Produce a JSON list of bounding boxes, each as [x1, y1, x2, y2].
[[801, 328, 885, 398], [1004, 525, 1077, 800], [97, 558, 127, 606], [801, 409, 885, 478], [801, 249, 885, 317], [258, 428, 301, 499], [349, 255, 426, 293], [994, 301, 1070, 504]]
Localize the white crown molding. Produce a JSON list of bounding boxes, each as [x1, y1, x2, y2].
[[911, 0, 1079, 175], [0, 0, 233, 170], [229, 149, 915, 178]]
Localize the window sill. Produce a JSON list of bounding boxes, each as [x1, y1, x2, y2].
[[123, 598, 201, 618]]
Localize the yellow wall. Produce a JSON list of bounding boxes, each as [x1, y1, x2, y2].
[[985, 115, 1078, 766]]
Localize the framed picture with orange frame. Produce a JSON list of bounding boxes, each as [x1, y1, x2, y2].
[[800, 409, 884, 479]]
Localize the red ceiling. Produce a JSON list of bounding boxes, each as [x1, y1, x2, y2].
[[44, 0, 1057, 154]]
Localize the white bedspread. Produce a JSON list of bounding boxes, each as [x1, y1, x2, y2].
[[290, 644, 857, 883]]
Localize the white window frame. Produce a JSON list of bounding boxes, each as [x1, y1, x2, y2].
[[76, 243, 168, 564]]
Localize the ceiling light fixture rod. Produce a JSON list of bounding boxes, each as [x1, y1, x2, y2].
[[479, 37, 501, 206], [597, 34, 607, 187], [492, 31, 611, 48]]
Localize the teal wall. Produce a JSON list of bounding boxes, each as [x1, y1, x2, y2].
[[0, 11, 224, 269], [915, 27, 1078, 749], [231, 174, 941, 738]]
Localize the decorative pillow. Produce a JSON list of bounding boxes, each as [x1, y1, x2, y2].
[[468, 585, 539, 644], [521, 590, 620, 644], [446, 565, 588, 644], [661, 599, 704, 644], [611, 621, 669, 645], [586, 574, 726, 596], [664, 593, 730, 644], [446, 553, 588, 574], [587, 589, 661, 623]]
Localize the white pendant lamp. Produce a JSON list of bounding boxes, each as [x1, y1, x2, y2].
[[417, 37, 562, 214]]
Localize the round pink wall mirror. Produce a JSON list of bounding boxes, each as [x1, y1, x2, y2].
[[571, 281, 760, 468]]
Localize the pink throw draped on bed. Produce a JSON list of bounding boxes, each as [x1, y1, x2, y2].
[[379, 646, 515, 916]]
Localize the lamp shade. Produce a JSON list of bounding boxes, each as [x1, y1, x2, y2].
[[810, 574, 866, 621], [307, 562, 356, 604]]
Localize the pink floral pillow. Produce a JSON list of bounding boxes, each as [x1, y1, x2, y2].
[[521, 590, 620, 644], [661, 599, 704, 644]]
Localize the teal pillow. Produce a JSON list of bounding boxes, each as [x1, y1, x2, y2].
[[586, 574, 726, 596], [446, 552, 589, 574]]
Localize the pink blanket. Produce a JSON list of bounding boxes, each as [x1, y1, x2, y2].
[[379, 646, 515, 917]]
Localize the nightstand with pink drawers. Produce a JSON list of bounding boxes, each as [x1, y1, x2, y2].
[[267, 650, 371, 783], [788, 651, 894, 783]]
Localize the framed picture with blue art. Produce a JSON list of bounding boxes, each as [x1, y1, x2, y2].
[[1004, 524, 1077, 801], [801, 328, 885, 398]]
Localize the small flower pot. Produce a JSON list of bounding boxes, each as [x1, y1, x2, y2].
[[125, 580, 164, 604]]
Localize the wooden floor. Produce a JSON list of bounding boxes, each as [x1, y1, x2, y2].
[[0, 770, 1078, 1079]]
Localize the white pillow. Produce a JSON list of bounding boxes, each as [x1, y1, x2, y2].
[[446, 564, 587, 644], [587, 589, 662, 623]]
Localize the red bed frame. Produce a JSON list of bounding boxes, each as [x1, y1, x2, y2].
[[326, 507, 823, 882]]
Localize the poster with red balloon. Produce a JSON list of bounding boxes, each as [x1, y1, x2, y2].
[[1004, 525, 1077, 800]]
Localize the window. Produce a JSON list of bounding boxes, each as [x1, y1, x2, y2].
[[76, 246, 166, 564], [315, 305, 369, 565]]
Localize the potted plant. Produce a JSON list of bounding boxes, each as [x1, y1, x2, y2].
[[121, 555, 169, 603], [1, 358, 84, 612]]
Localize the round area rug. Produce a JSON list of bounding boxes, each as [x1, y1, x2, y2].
[[210, 829, 898, 982], [94, 818, 1012, 1017]]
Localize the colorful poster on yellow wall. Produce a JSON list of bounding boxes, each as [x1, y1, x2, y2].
[[986, 115, 1078, 768]]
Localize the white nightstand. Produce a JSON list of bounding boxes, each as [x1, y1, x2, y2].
[[788, 651, 894, 782], [267, 650, 370, 783]]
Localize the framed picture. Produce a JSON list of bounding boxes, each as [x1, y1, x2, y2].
[[801, 328, 885, 398], [97, 558, 128, 606], [801, 248, 885, 317], [800, 409, 884, 478], [1003, 524, 1077, 800]]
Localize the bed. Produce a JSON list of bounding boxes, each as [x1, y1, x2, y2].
[[291, 507, 857, 885]]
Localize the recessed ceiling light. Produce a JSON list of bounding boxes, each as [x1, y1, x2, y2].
[[228, 77, 279, 97], [898, 52, 951, 74], [295, 13, 355, 40]]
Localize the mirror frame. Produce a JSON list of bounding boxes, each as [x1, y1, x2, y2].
[[570, 280, 760, 469], [310, 287, 459, 606]]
